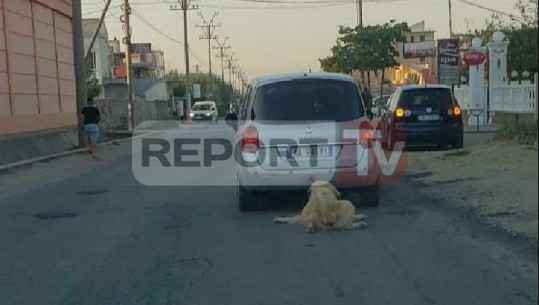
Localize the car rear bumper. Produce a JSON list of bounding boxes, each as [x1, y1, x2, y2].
[[237, 163, 381, 191], [394, 121, 463, 146], [192, 116, 213, 121]]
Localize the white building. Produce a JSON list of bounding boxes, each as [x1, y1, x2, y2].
[[82, 19, 111, 87]]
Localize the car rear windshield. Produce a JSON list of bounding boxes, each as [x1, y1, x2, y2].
[[251, 79, 364, 121], [399, 88, 453, 108]]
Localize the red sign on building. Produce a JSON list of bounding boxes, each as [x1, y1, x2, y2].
[[463, 51, 487, 66]]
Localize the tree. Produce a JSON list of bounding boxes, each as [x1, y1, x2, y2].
[[455, 0, 538, 77], [319, 22, 409, 89], [319, 43, 343, 73], [493, 0, 538, 29], [506, 27, 538, 75], [168, 69, 237, 115], [85, 59, 101, 99]]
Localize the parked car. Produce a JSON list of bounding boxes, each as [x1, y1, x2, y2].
[[377, 84, 464, 150], [225, 72, 381, 211], [371, 95, 391, 117], [190, 101, 219, 122]]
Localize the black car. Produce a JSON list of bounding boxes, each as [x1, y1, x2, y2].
[[377, 85, 464, 150]]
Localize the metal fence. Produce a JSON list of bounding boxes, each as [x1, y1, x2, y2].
[[453, 81, 537, 114]]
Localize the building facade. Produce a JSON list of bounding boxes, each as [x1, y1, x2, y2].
[[0, 0, 76, 136], [395, 21, 437, 84], [83, 18, 111, 86]]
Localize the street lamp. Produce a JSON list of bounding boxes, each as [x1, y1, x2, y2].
[[511, 70, 519, 79], [522, 70, 530, 79]]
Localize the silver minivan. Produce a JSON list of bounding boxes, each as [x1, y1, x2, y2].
[[226, 72, 381, 211]]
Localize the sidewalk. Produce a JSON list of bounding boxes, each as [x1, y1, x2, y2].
[[406, 133, 538, 243], [0, 130, 135, 173], [464, 122, 502, 134]]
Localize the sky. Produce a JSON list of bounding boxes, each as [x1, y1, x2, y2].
[[81, 0, 521, 80]]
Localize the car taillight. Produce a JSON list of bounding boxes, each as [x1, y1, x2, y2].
[[242, 126, 259, 153], [395, 108, 411, 119], [359, 121, 374, 148], [448, 106, 462, 116]]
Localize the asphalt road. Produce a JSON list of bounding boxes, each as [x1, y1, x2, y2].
[[0, 123, 537, 305]]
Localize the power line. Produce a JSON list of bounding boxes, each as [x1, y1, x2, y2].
[[214, 37, 231, 82], [199, 2, 350, 9], [234, 0, 351, 3], [196, 11, 221, 78], [103, 0, 119, 19], [456, 0, 525, 22], [131, 8, 208, 65], [83, 5, 120, 16]]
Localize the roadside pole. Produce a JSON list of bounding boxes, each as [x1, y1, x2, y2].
[[535, 73, 538, 123], [122, 0, 134, 131], [72, 0, 87, 147], [171, 1, 198, 119], [84, 0, 112, 61]]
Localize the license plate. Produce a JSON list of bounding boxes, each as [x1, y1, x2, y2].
[[418, 114, 440, 121], [289, 146, 332, 158]]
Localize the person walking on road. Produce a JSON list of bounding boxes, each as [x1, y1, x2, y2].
[[81, 97, 101, 160], [359, 80, 373, 113]]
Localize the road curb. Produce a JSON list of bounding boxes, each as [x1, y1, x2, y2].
[[0, 133, 139, 173]]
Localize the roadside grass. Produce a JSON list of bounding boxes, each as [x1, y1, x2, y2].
[[494, 122, 538, 145]]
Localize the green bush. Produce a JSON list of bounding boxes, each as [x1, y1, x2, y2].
[[495, 122, 538, 145]]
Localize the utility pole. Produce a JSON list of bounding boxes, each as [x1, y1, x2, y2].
[[225, 52, 237, 104], [121, 0, 134, 130], [85, 0, 113, 61], [214, 37, 230, 83], [194, 64, 200, 74], [231, 65, 235, 90], [72, 0, 87, 147], [196, 11, 220, 79], [171, 0, 199, 119], [448, 0, 453, 38], [356, 0, 363, 27], [225, 52, 236, 85]]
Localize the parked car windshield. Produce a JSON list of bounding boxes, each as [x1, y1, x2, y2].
[[192, 104, 212, 111], [252, 79, 364, 121], [399, 88, 453, 107]]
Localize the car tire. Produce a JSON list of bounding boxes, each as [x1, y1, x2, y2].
[[358, 184, 380, 207], [238, 184, 258, 211], [452, 134, 464, 149]]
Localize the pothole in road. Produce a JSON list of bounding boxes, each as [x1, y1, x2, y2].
[[76, 189, 109, 195], [33, 211, 78, 220]]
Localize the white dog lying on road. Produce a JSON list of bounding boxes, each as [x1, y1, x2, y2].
[[274, 180, 368, 233]]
